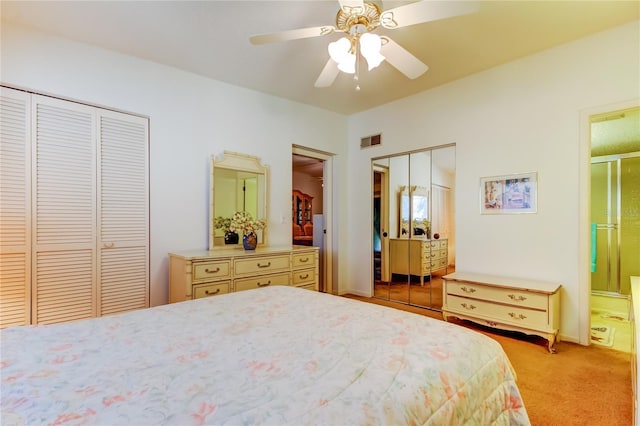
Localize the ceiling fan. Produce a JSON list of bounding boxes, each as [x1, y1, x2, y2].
[[250, 0, 478, 89]]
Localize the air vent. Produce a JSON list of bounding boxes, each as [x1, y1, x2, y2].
[[361, 133, 381, 148]]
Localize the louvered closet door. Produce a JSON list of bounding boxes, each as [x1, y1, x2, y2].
[[32, 95, 97, 324], [98, 110, 149, 315], [0, 87, 31, 328]]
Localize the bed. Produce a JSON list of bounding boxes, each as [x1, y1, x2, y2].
[[1, 286, 530, 425]]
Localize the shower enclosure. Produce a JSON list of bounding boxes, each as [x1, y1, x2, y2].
[[591, 154, 640, 296]]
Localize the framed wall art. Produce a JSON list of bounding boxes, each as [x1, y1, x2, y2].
[[480, 172, 537, 214]]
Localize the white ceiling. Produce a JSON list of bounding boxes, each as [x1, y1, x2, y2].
[[2, 1, 638, 115]]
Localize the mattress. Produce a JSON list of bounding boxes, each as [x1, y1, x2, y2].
[[1, 285, 530, 425]]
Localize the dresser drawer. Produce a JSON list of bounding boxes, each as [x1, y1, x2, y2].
[[446, 281, 548, 310], [193, 281, 231, 299], [193, 261, 231, 282], [235, 272, 291, 292], [296, 283, 316, 291], [234, 255, 290, 276], [293, 252, 316, 269], [430, 259, 447, 270], [429, 251, 446, 261], [430, 240, 445, 250], [421, 249, 432, 261], [293, 267, 315, 286], [446, 295, 549, 330]]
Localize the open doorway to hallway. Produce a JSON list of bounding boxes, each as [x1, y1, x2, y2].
[[292, 147, 333, 293]]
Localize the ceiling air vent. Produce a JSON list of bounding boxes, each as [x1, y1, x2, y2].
[[361, 133, 381, 149]]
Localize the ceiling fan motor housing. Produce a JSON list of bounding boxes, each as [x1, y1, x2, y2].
[[336, 2, 381, 33]]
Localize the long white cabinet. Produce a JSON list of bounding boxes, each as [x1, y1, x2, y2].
[[169, 246, 319, 302], [442, 272, 561, 352], [0, 86, 149, 328]]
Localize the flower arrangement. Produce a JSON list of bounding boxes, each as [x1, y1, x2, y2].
[[228, 211, 266, 236], [214, 216, 233, 233]]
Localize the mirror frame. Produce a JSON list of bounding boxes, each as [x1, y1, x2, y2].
[[209, 151, 269, 249]]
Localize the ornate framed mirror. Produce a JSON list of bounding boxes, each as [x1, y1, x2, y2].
[[209, 151, 269, 248]]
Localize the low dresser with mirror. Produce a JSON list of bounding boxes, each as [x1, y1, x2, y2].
[[169, 151, 319, 302]]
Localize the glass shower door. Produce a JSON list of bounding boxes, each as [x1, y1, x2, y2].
[[591, 161, 619, 293], [620, 156, 640, 295]]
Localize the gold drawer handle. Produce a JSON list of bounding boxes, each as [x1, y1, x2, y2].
[[508, 312, 527, 320], [257, 262, 272, 268], [299, 257, 309, 263], [205, 267, 220, 273], [461, 286, 476, 293], [205, 288, 221, 295], [461, 303, 476, 310], [257, 280, 271, 287], [507, 294, 527, 302], [299, 273, 309, 280]]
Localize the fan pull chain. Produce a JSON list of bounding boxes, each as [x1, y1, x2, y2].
[[354, 37, 361, 91]]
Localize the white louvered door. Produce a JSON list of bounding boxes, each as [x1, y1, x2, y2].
[[32, 95, 97, 324], [98, 110, 149, 315], [0, 88, 149, 328], [0, 87, 31, 328]]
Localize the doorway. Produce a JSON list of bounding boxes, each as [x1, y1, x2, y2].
[[588, 106, 640, 349], [292, 146, 334, 294]]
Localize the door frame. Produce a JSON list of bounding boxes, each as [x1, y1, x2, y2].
[[292, 145, 335, 294]]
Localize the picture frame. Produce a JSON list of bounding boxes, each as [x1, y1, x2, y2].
[[480, 172, 537, 214]]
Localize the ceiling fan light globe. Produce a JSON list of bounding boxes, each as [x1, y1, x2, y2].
[[328, 37, 351, 64], [364, 52, 385, 70], [359, 33, 385, 70], [337, 54, 356, 74]]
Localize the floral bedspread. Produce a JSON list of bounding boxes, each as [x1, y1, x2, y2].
[[1, 286, 530, 425]]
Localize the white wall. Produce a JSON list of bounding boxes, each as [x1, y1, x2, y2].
[[3, 19, 639, 344], [1, 22, 349, 307], [346, 21, 640, 343]]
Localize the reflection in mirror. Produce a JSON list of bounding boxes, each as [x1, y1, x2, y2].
[[388, 155, 410, 304], [399, 186, 430, 238], [209, 151, 268, 248], [372, 145, 455, 311], [372, 157, 390, 301]]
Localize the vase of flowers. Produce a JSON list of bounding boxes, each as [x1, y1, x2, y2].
[[242, 233, 258, 250], [229, 211, 266, 250], [214, 216, 239, 245]]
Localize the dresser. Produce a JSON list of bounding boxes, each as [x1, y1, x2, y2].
[[169, 246, 319, 302], [389, 238, 448, 285], [442, 272, 561, 353]]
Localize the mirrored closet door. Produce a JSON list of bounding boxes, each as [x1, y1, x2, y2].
[[372, 145, 455, 310]]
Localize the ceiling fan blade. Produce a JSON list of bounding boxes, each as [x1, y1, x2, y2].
[[250, 26, 336, 45], [380, 1, 479, 29], [380, 37, 429, 79], [314, 59, 340, 88], [339, 0, 364, 14]]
